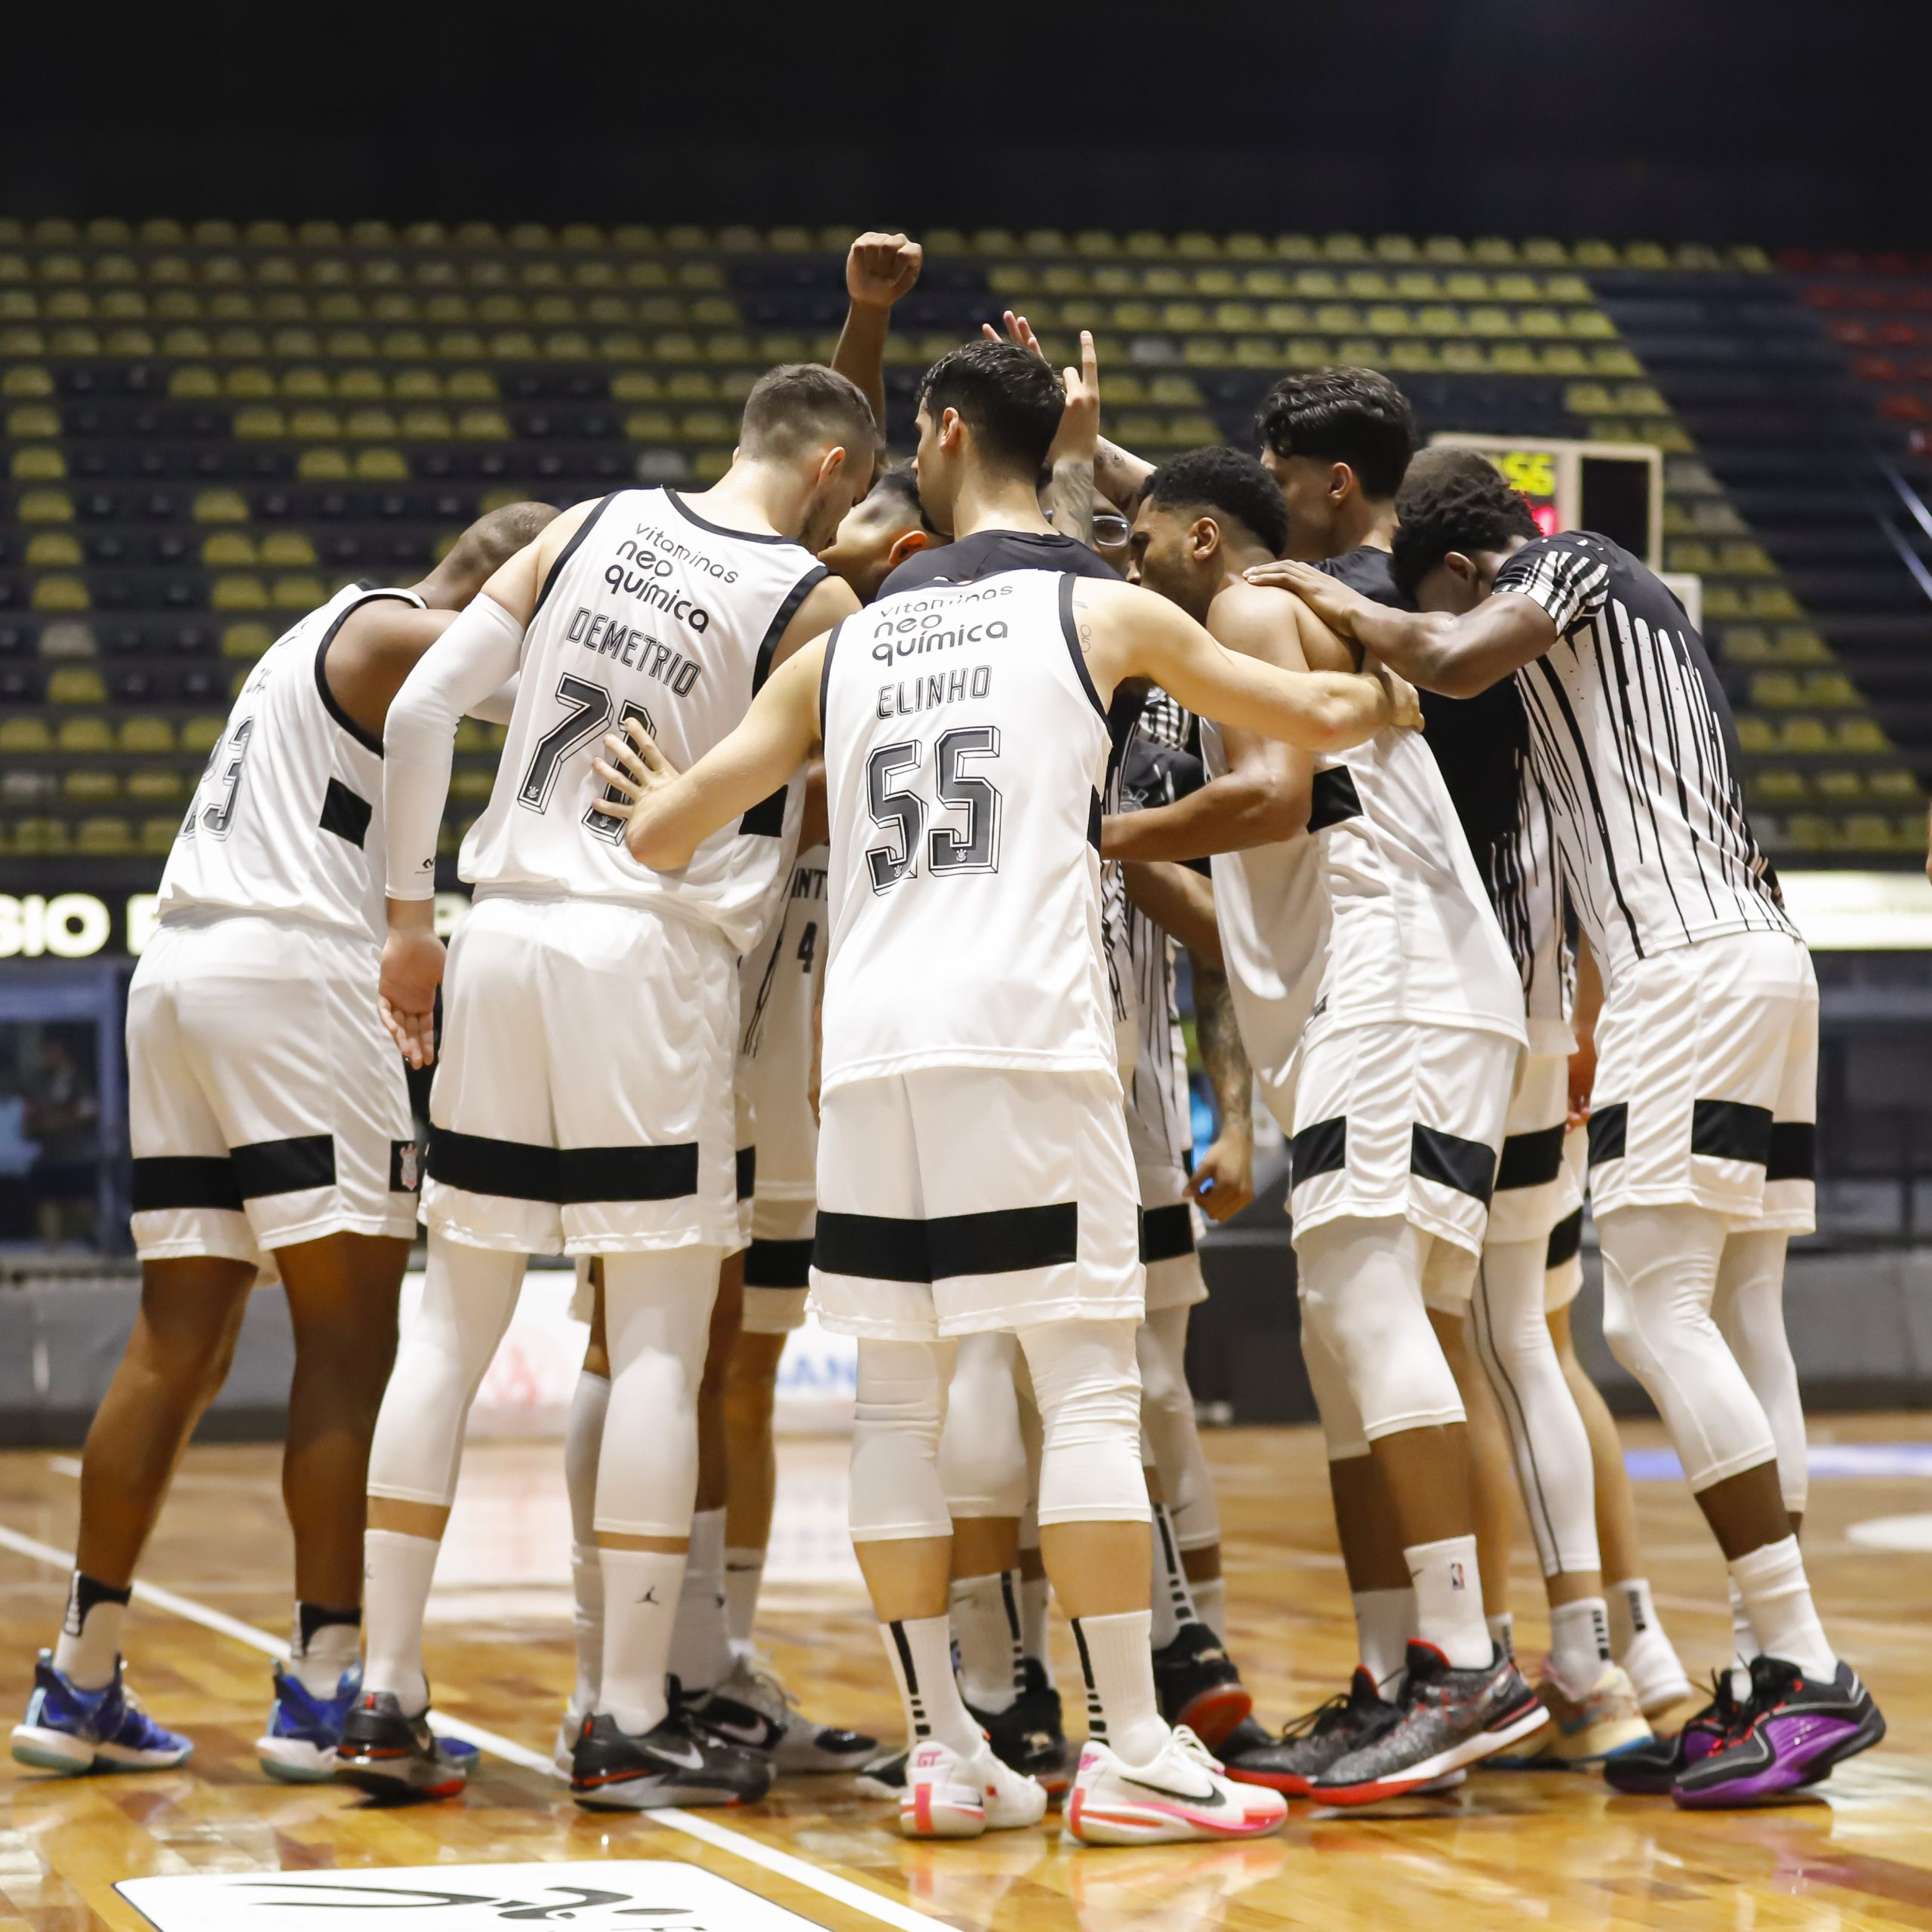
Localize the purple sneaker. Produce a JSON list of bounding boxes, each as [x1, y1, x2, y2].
[[1603, 1669, 1744, 1795], [1672, 1657, 1884, 1808]]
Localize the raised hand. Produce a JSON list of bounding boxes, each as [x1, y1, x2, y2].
[[1054, 329, 1100, 465], [981, 309, 1046, 361], [846, 232, 923, 310]]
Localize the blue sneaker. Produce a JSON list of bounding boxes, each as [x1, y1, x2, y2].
[[11, 1651, 193, 1775], [257, 1661, 362, 1783]]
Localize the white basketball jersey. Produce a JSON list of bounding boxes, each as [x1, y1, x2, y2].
[[1303, 728, 1525, 1044], [1487, 760, 1575, 1056], [819, 570, 1115, 1091], [739, 835, 825, 1066], [158, 583, 424, 941], [460, 488, 828, 951]]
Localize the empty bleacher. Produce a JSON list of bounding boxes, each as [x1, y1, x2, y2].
[[0, 220, 1920, 879]]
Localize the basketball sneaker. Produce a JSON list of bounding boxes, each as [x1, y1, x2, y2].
[[855, 1745, 908, 1799], [688, 1655, 877, 1774], [1601, 1669, 1745, 1795], [1220, 1669, 1398, 1795], [900, 1734, 1048, 1839], [571, 1700, 772, 1811], [333, 1690, 478, 1800], [257, 1661, 362, 1783], [1152, 1622, 1254, 1750], [970, 1659, 1074, 1795], [1309, 1641, 1546, 1805], [551, 1698, 583, 1778], [1492, 1660, 1651, 1768], [1064, 1724, 1288, 1844], [1671, 1657, 1884, 1808], [11, 1651, 192, 1775]]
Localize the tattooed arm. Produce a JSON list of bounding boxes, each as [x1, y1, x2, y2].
[[1184, 957, 1255, 1221]]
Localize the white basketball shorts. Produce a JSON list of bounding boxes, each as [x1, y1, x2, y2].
[[811, 1066, 1145, 1342], [1543, 1124, 1587, 1312], [1138, 1160, 1208, 1315], [1587, 929, 1817, 1234], [423, 893, 739, 1257], [1487, 1051, 1584, 1246], [1289, 1020, 1520, 1257], [128, 912, 418, 1275]]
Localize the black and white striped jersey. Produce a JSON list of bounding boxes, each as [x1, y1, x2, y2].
[[1494, 532, 1794, 977]]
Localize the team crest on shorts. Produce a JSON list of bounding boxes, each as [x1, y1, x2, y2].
[[118, 1861, 823, 1930], [390, 1138, 422, 1192]]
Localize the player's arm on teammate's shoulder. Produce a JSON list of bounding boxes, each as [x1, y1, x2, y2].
[[1079, 577, 1405, 755], [1242, 556, 1558, 700], [1186, 961, 1256, 1221], [596, 638, 830, 872], [832, 231, 921, 454], [1121, 862, 1220, 961]]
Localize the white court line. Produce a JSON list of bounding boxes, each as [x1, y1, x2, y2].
[[0, 1521, 948, 1932]]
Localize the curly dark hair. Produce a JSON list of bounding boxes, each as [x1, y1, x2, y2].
[[1144, 445, 1289, 557], [1254, 366, 1414, 500], [1391, 445, 1540, 599]]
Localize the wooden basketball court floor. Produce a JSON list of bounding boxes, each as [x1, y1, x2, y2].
[[2, 1416, 1929, 1932]]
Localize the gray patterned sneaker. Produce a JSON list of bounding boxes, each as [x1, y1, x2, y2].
[[1222, 1669, 1400, 1795], [1310, 1641, 1546, 1806]]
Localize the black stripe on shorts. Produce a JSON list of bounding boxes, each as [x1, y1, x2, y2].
[[131, 1155, 243, 1214], [736, 1146, 757, 1201], [1140, 1201, 1195, 1263], [230, 1134, 336, 1199], [1291, 1115, 1347, 1183], [557, 1143, 701, 1204], [1410, 1123, 1497, 1204], [815, 1201, 1078, 1284], [1691, 1098, 1773, 1167], [428, 1128, 561, 1201], [745, 1238, 814, 1289], [1495, 1122, 1566, 1192], [1768, 1121, 1815, 1183], [1545, 1206, 1583, 1270], [1587, 1102, 1628, 1167]]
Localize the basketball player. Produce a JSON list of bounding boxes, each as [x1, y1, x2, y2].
[[1117, 446, 1550, 1803], [1263, 446, 1886, 1805], [593, 340, 1412, 1844], [339, 364, 872, 1809], [10, 507, 555, 1783]]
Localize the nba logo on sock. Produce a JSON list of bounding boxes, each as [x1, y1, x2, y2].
[[1449, 1561, 1466, 1591]]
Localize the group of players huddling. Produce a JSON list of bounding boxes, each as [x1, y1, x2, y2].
[[13, 230, 1884, 1842]]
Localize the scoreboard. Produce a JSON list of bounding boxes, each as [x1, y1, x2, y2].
[[1429, 433, 1664, 570]]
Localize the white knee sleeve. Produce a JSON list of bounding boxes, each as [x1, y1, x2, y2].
[[1469, 1238, 1601, 1577], [938, 1329, 1029, 1518], [850, 1338, 958, 1542], [1296, 1216, 1464, 1441], [1301, 1316, 1371, 1461], [368, 1236, 525, 1509], [1598, 1204, 1778, 1494], [1137, 1308, 1219, 1551], [593, 1247, 721, 1540], [1714, 1230, 1807, 1515], [1017, 1318, 1149, 1527]]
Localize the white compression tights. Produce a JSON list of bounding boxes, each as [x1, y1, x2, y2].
[[852, 1318, 1147, 1545], [1297, 1216, 1466, 1447], [1714, 1229, 1807, 1516], [1468, 1238, 1601, 1577], [1137, 1306, 1220, 1552], [1598, 1204, 1781, 1495]]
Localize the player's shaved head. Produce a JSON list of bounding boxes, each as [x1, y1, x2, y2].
[[739, 362, 879, 467], [420, 500, 561, 608]]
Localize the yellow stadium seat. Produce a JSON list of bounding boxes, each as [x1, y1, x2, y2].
[[141, 818, 179, 855], [354, 449, 408, 480], [13, 818, 70, 855], [193, 489, 249, 524], [1814, 770, 1863, 804], [8, 404, 60, 438], [213, 576, 269, 611], [202, 532, 257, 567], [0, 718, 52, 752], [297, 449, 351, 480], [26, 532, 82, 568], [32, 577, 88, 612], [272, 576, 325, 610], [13, 448, 67, 478], [65, 771, 119, 802], [2, 365, 52, 397], [120, 716, 174, 753], [223, 622, 274, 657], [260, 533, 316, 568], [127, 770, 183, 802], [1836, 718, 1892, 754]]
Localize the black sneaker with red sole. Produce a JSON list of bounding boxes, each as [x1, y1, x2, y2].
[[1153, 1621, 1253, 1751]]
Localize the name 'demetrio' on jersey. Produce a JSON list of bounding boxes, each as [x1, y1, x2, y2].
[[565, 601, 705, 696]]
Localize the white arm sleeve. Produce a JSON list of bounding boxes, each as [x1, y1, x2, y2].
[[384, 593, 525, 900], [465, 672, 520, 725]]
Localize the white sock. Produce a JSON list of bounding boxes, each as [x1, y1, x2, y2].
[[1727, 1573, 1758, 1669], [1487, 1611, 1515, 1661], [1730, 1537, 1836, 1681], [1549, 1598, 1612, 1697], [1073, 1609, 1168, 1767], [881, 1614, 982, 1757], [570, 1541, 604, 1713], [1352, 1587, 1415, 1695], [288, 1604, 361, 1698], [53, 1573, 128, 1690], [950, 1571, 1023, 1715], [362, 1530, 439, 1715], [668, 1508, 734, 1695], [1149, 1501, 1198, 1647], [1608, 1577, 1657, 1657], [1405, 1535, 1491, 1669], [724, 1546, 765, 1652], [596, 1547, 686, 1736], [1190, 1573, 1226, 1641], [1020, 1574, 1054, 1687]]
